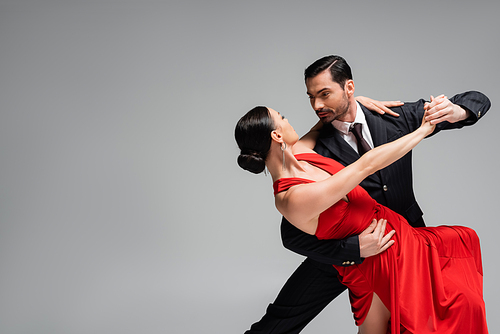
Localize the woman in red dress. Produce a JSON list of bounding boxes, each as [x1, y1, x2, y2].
[[235, 106, 487, 334]]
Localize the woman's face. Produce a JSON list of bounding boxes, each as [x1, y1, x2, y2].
[[268, 108, 299, 145]]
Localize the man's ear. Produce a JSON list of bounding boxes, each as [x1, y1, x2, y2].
[[345, 79, 355, 98]]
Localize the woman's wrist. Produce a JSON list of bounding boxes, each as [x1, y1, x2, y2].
[[416, 125, 432, 139]]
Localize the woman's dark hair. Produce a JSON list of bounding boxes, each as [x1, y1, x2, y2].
[[304, 55, 353, 89], [235, 106, 275, 174]]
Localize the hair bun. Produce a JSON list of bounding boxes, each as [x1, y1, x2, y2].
[[238, 150, 266, 174], [235, 106, 274, 175]]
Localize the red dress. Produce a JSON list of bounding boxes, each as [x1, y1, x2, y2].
[[273, 153, 487, 334]]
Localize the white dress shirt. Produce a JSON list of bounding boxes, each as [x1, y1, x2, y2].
[[332, 101, 374, 154]]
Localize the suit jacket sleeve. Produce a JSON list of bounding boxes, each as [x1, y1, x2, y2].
[[398, 90, 490, 135], [281, 90, 490, 266], [281, 217, 363, 266], [450, 90, 490, 125]]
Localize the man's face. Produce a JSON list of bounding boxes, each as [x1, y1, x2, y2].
[[306, 70, 351, 123]]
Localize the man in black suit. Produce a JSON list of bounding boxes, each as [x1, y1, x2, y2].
[[245, 55, 491, 333]]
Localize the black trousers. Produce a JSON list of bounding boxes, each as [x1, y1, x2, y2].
[[244, 258, 346, 334]]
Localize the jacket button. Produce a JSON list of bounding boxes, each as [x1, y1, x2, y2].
[[478, 111, 481, 118], [350, 261, 355, 265], [383, 185, 388, 191]]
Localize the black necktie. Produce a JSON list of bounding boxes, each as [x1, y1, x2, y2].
[[350, 123, 371, 156]]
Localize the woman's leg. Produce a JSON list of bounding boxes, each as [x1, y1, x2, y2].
[[358, 293, 390, 334]]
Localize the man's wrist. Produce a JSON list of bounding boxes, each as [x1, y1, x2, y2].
[[456, 104, 471, 122]]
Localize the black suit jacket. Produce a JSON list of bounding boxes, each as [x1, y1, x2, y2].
[[281, 91, 491, 266]]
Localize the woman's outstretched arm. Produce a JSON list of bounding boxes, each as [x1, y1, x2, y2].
[[297, 98, 405, 151], [276, 119, 435, 234]]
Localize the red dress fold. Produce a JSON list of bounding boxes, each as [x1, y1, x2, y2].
[[273, 153, 487, 334]]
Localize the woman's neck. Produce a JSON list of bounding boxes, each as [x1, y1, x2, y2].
[[266, 144, 308, 182]]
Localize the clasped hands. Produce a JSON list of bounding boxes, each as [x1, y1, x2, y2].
[[356, 94, 470, 125], [424, 94, 470, 124]]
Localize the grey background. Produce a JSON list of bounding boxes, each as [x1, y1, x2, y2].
[[0, 0, 498, 333]]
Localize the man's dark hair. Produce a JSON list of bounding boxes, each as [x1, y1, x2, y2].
[[304, 55, 353, 89]]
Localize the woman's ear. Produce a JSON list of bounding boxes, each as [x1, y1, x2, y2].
[[270, 130, 283, 143]]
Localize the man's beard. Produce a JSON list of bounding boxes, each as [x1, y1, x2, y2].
[[334, 95, 350, 122], [318, 93, 350, 123]]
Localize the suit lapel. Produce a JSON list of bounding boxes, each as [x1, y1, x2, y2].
[[317, 105, 395, 184], [362, 104, 387, 183], [318, 123, 359, 166], [362, 104, 387, 148], [317, 120, 381, 184]]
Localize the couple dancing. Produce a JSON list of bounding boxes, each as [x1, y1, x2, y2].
[[235, 56, 490, 333]]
